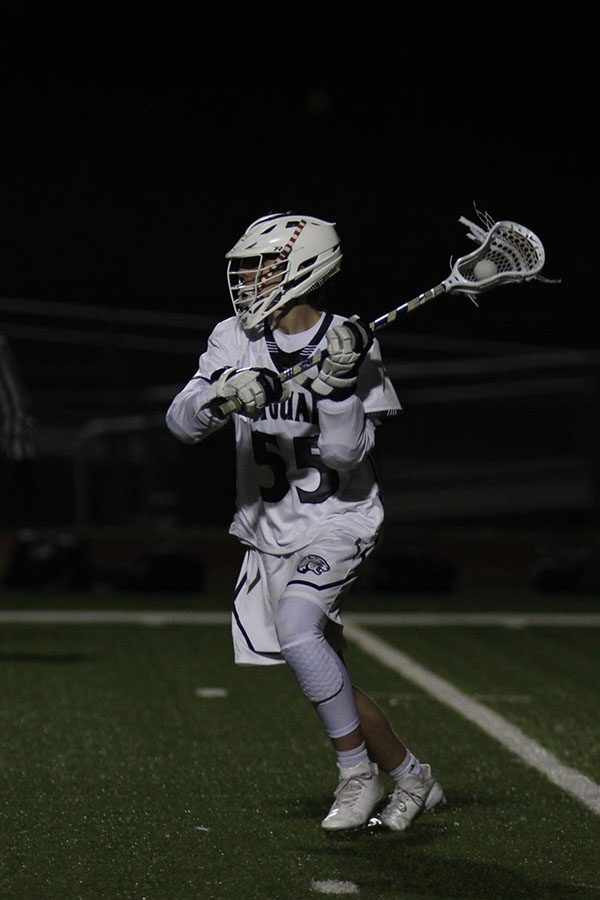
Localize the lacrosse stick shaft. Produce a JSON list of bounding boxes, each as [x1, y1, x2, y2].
[[213, 283, 447, 417], [279, 282, 447, 382], [211, 215, 547, 417]]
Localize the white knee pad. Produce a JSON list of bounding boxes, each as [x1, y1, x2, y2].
[[276, 595, 359, 738], [280, 636, 344, 704]]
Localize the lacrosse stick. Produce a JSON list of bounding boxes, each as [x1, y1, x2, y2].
[[210, 210, 551, 417]]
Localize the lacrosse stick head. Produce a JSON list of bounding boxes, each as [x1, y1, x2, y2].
[[445, 218, 546, 298]]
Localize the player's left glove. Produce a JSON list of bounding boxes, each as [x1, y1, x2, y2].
[[204, 366, 290, 419], [311, 317, 373, 402]]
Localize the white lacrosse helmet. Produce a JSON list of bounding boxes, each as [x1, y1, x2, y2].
[[225, 213, 342, 331]]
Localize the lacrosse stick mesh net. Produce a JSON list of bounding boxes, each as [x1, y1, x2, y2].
[[457, 220, 544, 285]]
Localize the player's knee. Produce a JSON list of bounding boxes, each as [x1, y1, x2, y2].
[[274, 594, 326, 648], [280, 634, 344, 704]]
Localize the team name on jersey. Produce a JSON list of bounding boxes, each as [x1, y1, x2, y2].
[[256, 390, 318, 425]]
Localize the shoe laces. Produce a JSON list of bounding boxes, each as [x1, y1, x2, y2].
[[334, 772, 371, 806], [388, 785, 423, 814]]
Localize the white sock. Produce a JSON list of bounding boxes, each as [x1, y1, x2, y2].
[[388, 750, 422, 783], [336, 741, 370, 771]]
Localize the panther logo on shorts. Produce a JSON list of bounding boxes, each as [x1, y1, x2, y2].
[[297, 554, 331, 576]]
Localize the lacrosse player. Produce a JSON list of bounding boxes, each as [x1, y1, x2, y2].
[[166, 213, 445, 831]]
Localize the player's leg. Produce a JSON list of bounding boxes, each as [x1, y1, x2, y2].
[[352, 685, 407, 771], [351, 684, 446, 829], [274, 594, 362, 746], [274, 592, 384, 830], [272, 534, 389, 830]]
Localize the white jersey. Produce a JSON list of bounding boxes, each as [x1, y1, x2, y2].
[[166, 312, 401, 554]]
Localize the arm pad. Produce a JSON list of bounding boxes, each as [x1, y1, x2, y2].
[[317, 395, 375, 471], [166, 377, 229, 444]]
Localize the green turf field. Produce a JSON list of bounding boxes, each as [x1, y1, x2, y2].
[[1, 584, 600, 899]]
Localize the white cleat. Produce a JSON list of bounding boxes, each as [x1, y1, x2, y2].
[[377, 763, 446, 832], [321, 761, 385, 831]]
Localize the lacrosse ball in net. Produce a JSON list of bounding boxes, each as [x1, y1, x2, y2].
[[473, 258, 498, 280]]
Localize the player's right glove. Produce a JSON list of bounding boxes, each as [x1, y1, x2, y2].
[[311, 317, 373, 402], [203, 366, 290, 419]]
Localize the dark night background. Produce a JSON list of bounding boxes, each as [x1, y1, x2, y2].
[[1, 4, 596, 348], [1, 3, 599, 580]]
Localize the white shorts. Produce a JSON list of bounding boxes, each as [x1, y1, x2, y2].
[[231, 531, 377, 666]]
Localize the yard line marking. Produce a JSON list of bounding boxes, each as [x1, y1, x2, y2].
[[195, 687, 228, 698], [344, 621, 600, 817], [0, 610, 230, 625], [1, 610, 600, 626], [348, 612, 600, 627], [311, 880, 359, 895]]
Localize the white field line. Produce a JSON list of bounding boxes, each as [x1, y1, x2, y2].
[[311, 880, 359, 895], [1, 610, 600, 627], [343, 621, 600, 817], [348, 612, 600, 627], [0, 610, 230, 625]]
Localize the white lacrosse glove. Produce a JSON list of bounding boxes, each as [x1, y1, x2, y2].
[[204, 366, 290, 419], [311, 317, 373, 402]]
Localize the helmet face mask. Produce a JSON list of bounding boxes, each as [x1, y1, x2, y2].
[[227, 253, 289, 327], [225, 214, 342, 332]]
